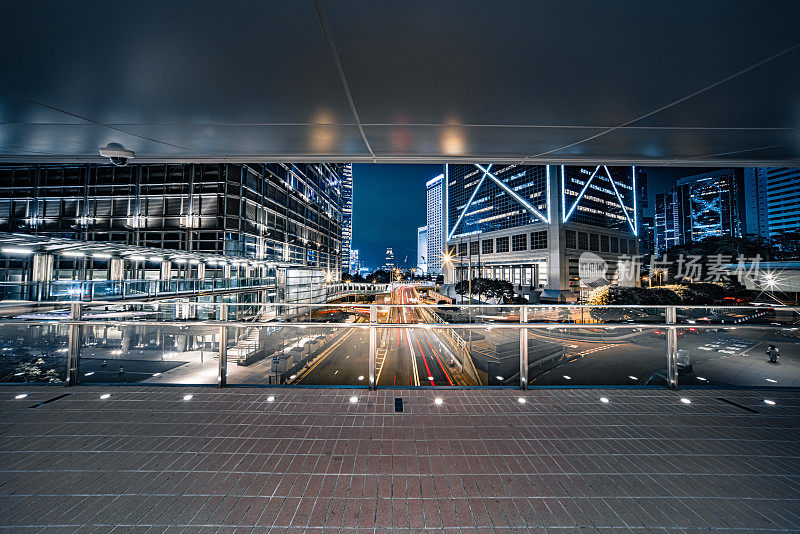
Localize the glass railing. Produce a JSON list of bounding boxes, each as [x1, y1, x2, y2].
[[0, 303, 797, 389]]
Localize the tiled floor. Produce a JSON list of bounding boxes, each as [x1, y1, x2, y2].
[[1, 386, 799, 533]]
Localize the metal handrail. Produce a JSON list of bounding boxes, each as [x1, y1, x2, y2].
[[1, 302, 796, 390]]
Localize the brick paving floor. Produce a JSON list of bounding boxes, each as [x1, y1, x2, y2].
[[0, 386, 799, 533]]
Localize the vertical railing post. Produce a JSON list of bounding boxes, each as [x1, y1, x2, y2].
[[369, 304, 377, 390], [218, 303, 228, 388], [66, 302, 81, 386], [520, 305, 528, 390], [666, 306, 678, 389]]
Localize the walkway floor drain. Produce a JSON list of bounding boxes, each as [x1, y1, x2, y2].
[[395, 398, 403, 412], [717, 397, 758, 413], [29, 393, 71, 408]]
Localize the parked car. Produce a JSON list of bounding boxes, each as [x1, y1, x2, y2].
[[653, 329, 686, 338]]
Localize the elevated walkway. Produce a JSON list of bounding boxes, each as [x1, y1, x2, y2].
[[2, 386, 797, 532]]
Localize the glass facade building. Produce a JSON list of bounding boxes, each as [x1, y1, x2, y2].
[[562, 165, 637, 233], [763, 167, 800, 238], [447, 165, 548, 238], [445, 164, 639, 300], [654, 191, 680, 256], [340, 164, 353, 273], [0, 162, 348, 274], [676, 168, 745, 244], [425, 173, 444, 273], [417, 226, 427, 274]]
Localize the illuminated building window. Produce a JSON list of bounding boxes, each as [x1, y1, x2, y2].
[[496, 236, 509, 253], [600, 235, 609, 252], [565, 230, 576, 249], [589, 233, 599, 251], [512, 234, 527, 252], [531, 230, 548, 250], [577, 232, 588, 250]]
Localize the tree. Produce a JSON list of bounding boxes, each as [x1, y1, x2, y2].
[[366, 270, 390, 284]]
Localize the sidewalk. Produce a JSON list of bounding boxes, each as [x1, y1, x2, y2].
[[2, 386, 798, 532]]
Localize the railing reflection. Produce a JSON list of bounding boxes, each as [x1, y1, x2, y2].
[[0, 303, 797, 389]]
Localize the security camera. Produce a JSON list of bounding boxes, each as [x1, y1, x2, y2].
[[99, 144, 135, 166]]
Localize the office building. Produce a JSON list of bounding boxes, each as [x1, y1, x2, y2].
[[676, 168, 745, 244], [762, 167, 800, 238], [417, 226, 428, 274], [425, 173, 445, 273], [654, 190, 680, 256], [340, 163, 353, 273], [445, 164, 639, 301], [743, 167, 770, 240], [0, 162, 349, 300], [384, 247, 394, 271], [349, 248, 360, 275], [639, 216, 655, 256], [635, 169, 651, 253]]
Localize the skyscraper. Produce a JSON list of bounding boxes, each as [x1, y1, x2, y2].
[[425, 173, 444, 274], [762, 167, 800, 238], [743, 167, 769, 240], [676, 168, 745, 244], [0, 162, 350, 303], [384, 247, 394, 272], [340, 163, 353, 273], [417, 226, 428, 274], [444, 164, 639, 301], [635, 169, 650, 253], [654, 191, 680, 256], [350, 249, 360, 275]]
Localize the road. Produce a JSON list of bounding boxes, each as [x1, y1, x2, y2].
[[294, 284, 467, 386], [25, 289, 793, 388]]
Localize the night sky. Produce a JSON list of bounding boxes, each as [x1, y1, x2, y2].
[[351, 164, 720, 270], [352, 164, 443, 270]]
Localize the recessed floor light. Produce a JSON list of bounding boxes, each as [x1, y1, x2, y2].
[[349, 396, 358, 403], [84, 372, 95, 376], [267, 396, 275, 402], [183, 394, 193, 401], [600, 397, 610, 403], [14, 393, 27, 399], [697, 377, 707, 382], [764, 399, 776, 406], [766, 378, 777, 383], [100, 393, 111, 399], [628, 376, 638, 380], [563, 375, 572, 380], [152, 372, 161, 377], [496, 376, 504, 381], [289, 374, 296, 380], [428, 376, 434, 381], [358, 375, 364, 381], [434, 397, 443, 405], [680, 398, 691, 404], [518, 398, 526, 404]]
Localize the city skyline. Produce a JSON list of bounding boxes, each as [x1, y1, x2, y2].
[[350, 163, 791, 272]]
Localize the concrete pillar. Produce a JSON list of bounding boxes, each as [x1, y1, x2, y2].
[[545, 165, 568, 292], [31, 253, 54, 301], [160, 260, 172, 281], [109, 257, 125, 282], [31, 253, 54, 282]]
